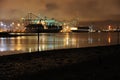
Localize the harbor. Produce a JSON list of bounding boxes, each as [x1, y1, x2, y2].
[[0, 13, 120, 56], [0, 0, 120, 80], [0, 13, 120, 33]]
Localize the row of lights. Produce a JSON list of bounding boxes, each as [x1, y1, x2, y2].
[[0, 21, 25, 32]]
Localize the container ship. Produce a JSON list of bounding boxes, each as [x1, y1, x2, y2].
[[25, 24, 62, 33], [23, 13, 63, 33]]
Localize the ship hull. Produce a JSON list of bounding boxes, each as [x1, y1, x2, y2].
[[71, 30, 89, 32], [25, 24, 62, 33], [25, 29, 62, 33]]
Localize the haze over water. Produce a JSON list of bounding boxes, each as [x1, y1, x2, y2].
[[0, 32, 119, 56]]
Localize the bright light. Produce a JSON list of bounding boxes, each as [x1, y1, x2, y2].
[[0, 22, 4, 26], [17, 23, 20, 27], [12, 22, 15, 25], [108, 25, 111, 30], [108, 37, 111, 43], [71, 27, 77, 30], [37, 21, 40, 24], [41, 21, 45, 25], [66, 26, 69, 29]]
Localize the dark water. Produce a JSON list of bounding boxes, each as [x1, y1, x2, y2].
[[0, 32, 119, 55]]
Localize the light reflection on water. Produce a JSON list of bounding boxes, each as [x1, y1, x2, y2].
[[0, 32, 119, 55]]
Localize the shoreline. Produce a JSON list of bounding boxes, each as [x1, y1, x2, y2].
[[0, 45, 120, 80]]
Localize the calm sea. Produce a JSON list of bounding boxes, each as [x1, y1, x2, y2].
[[0, 32, 119, 55]]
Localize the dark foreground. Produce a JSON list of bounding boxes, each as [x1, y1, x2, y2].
[[0, 45, 120, 80]]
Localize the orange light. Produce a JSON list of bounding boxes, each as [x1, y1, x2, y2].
[[108, 37, 111, 43], [108, 25, 111, 30]]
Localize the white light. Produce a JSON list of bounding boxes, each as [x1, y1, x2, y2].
[[1, 23, 4, 26], [12, 22, 15, 25], [71, 27, 77, 30], [0, 49, 5, 52], [17, 23, 20, 27]]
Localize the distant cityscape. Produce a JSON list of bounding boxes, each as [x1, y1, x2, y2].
[[0, 13, 120, 33]]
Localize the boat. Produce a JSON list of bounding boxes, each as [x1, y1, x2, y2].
[[71, 26, 92, 32], [24, 17, 63, 33], [25, 24, 62, 33]]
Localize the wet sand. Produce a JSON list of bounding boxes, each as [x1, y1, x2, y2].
[[0, 45, 120, 80]]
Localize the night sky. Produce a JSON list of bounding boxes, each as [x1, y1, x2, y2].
[[0, 0, 120, 21]]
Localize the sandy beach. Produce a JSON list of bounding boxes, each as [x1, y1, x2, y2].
[[0, 45, 120, 80]]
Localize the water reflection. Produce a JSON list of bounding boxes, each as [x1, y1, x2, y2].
[[64, 33, 69, 46], [0, 32, 119, 54], [108, 37, 111, 44], [88, 33, 93, 44], [0, 38, 6, 51]]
